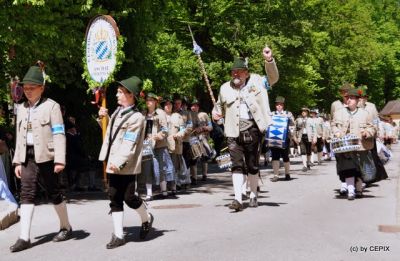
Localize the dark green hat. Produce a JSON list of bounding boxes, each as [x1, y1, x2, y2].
[[347, 88, 361, 97], [191, 98, 200, 105], [117, 76, 142, 96], [339, 83, 354, 91], [22, 65, 45, 85], [160, 95, 173, 106], [231, 57, 249, 71], [275, 96, 285, 103], [146, 92, 159, 101]]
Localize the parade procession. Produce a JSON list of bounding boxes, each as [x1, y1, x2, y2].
[[1, 1, 400, 260]]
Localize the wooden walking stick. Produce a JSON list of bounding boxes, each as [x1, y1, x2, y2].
[[188, 25, 216, 106]]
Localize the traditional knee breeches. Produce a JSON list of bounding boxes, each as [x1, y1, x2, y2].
[[108, 174, 143, 212], [20, 146, 64, 205], [228, 126, 262, 175]]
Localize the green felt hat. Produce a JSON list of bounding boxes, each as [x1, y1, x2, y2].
[[347, 88, 361, 97], [146, 92, 159, 101], [339, 83, 354, 91], [275, 96, 285, 103], [22, 65, 44, 85], [117, 76, 142, 96], [231, 57, 248, 70]]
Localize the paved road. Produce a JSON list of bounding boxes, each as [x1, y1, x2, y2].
[[1, 144, 399, 261]]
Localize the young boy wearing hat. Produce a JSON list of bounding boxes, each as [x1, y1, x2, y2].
[[11, 62, 72, 252], [269, 96, 295, 182], [309, 108, 325, 165], [294, 107, 316, 172], [98, 76, 154, 248]]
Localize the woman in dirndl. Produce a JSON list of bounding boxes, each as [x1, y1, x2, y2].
[[139, 93, 174, 200], [162, 97, 187, 194], [331, 88, 376, 200]]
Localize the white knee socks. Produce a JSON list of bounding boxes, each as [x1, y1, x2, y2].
[[232, 173, 244, 203], [112, 211, 124, 239], [19, 204, 34, 241], [272, 160, 280, 176], [135, 202, 150, 223], [248, 174, 258, 199], [54, 201, 71, 230]]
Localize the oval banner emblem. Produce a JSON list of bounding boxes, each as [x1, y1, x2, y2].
[[85, 15, 120, 84]]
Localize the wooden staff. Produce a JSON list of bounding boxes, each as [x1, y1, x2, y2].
[[188, 25, 216, 106]]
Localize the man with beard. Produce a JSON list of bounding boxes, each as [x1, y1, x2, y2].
[[212, 46, 278, 211]]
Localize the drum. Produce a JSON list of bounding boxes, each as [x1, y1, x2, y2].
[[142, 139, 154, 161], [331, 134, 360, 153], [189, 136, 202, 160], [265, 114, 289, 149], [216, 153, 232, 169]]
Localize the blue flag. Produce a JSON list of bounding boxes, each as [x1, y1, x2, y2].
[[193, 41, 203, 55]]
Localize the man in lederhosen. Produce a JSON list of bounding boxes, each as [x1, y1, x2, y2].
[[98, 76, 154, 249], [309, 109, 325, 165], [294, 107, 316, 172], [269, 96, 295, 182], [212, 46, 279, 211]]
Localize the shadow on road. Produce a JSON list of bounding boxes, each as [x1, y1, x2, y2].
[[33, 229, 90, 247], [124, 226, 174, 242]]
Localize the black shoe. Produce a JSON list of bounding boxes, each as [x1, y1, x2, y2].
[[285, 174, 291, 180], [270, 176, 279, 182], [171, 190, 177, 196], [52, 227, 72, 242], [106, 233, 125, 249], [241, 193, 248, 201], [249, 197, 258, 208], [355, 191, 363, 198], [229, 200, 243, 212], [191, 178, 197, 186], [140, 213, 154, 240], [202, 175, 207, 181], [10, 238, 31, 252]]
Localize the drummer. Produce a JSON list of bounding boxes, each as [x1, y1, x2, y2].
[[331, 88, 376, 200], [269, 96, 295, 182], [190, 98, 213, 182], [330, 83, 355, 195]]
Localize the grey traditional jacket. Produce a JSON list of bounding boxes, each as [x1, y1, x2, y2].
[[13, 98, 66, 165], [98, 106, 145, 175]]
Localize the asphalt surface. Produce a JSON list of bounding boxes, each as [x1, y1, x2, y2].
[[1, 144, 399, 261]]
